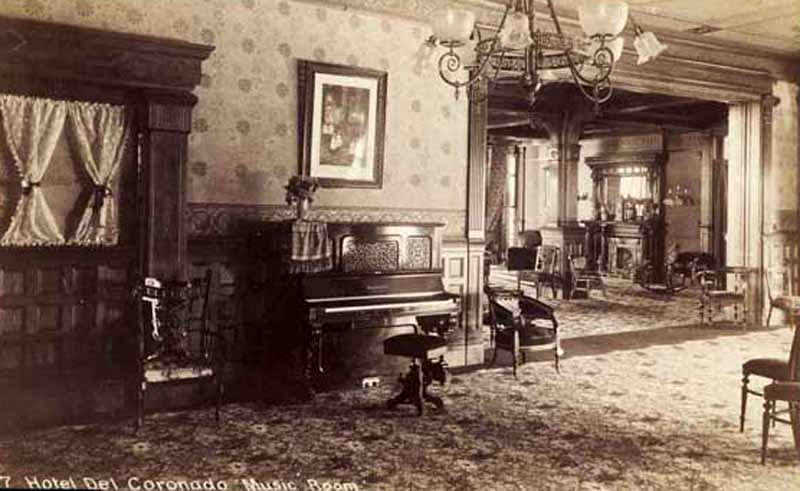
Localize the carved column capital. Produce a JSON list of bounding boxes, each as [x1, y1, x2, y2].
[[564, 143, 581, 163], [761, 94, 780, 127]]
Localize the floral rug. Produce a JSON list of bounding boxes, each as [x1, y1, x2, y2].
[[3, 281, 800, 490]]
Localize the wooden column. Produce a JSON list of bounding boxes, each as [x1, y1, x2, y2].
[[532, 90, 591, 298], [463, 80, 488, 360], [727, 94, 778, 324], [138, 90, 199, 282]]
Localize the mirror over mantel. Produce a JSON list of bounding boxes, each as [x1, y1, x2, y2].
[[585, 151, 666, 223]]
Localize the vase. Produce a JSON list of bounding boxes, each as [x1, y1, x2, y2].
[[296, 198, 310, 220]]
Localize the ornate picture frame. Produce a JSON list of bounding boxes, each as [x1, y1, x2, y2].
[[298, 60, 387, 189]]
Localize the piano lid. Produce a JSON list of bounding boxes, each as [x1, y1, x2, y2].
[[303, 270, 448, 303]]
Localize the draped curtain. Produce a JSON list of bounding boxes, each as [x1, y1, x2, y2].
[[0, 95, 67, 246], [485, 146, 509, 261], [0, 95, 130, 247], [67, 103, 130, 245]]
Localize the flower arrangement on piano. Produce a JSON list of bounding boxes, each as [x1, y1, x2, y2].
[[285, 175, 320, 220], [284, 175, 320, 204]]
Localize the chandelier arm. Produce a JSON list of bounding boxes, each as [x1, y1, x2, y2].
[[437, 3, 516, 94], [561, 53, 613, 105], [569, 44, 614, 86], [546, 0, 565, 36], [436, 45, 496, 91]]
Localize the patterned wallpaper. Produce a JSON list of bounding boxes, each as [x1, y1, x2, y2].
[[0, 0, 469, 218]]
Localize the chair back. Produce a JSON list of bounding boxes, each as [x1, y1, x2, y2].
[[765, 267, 795, 302], [507, 247, 535, 272], [569, 255, 588, 273], [535, 245, 560, 275], [485, 287, 519, 330], [520, 230, 542, 250], [789, 309, 800, 381]]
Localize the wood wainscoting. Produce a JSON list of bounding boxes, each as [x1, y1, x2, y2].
[[0, 248, 134, 432]]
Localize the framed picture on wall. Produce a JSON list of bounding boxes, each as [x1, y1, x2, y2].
[[298, 60, 387, 189]]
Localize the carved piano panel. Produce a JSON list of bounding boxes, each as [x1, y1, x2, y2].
[[329, 222, 441, 273]]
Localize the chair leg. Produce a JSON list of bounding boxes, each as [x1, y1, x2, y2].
[[135, 380, 145, 433], [772, 400, 778, 428], [511, 330, 519, 379], [415, 361, 424, 416], [488, 341, 499, 367], [766, 305, 773, 327], [740, 374, 749, 432], [762, 399, 771, 465], [215, 377, 223, 425], [553, 345, 560, 374]]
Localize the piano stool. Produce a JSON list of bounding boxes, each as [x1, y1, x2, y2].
[[383, 333, 448, 416]]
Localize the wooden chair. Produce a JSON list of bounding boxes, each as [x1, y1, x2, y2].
[[485, 286, 561, 378], [134, 269, 226, 431], [697, 267, 750, 326], [527, 245, 563, 299], [760, 304, 800, 464], [569, 254, 607, 299], [765, 267, 798, 327], [740, 269, 800, 434]]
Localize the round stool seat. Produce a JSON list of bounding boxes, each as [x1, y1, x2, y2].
[[384, 333, 447, 359]]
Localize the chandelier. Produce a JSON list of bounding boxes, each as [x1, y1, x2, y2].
[[426, 0, 667, 108]]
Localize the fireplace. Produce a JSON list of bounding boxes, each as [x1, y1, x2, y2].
[[608, 237, 643, 278]]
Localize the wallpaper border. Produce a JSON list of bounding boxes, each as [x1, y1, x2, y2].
[[187, 202, 466, 239]]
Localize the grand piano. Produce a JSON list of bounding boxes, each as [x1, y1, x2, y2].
[[251, 221, 461, 395]]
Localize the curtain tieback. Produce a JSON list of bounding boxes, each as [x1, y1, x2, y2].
[[93, 184, 112, 204], [20, 179, 41, 195]]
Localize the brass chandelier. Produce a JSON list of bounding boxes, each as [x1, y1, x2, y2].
[[425, 0, 667, 108]]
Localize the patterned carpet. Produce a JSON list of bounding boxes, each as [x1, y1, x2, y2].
[[2, 275, 799, 490]]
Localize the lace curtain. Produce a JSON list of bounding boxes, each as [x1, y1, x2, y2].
[[67, 103, 130, 245], [0, 95, 67, 246], [0, 95, 130, 246]]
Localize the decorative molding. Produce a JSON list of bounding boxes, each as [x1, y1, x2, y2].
[[761, 94, 781, 127], [582, 134, 663, 156], [0, 16, 213, 91], [666, 132, 711, 151], [187, 202, 466, 239], [584, 150, 665, 168], [141, 91, 198, 132]]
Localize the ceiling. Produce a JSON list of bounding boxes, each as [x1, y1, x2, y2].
[[482, 0, 788, 140], [485, 0, 800, 56], [488, 83, 729, 140]]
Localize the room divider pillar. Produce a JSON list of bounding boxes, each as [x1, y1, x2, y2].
[[727, 93, 780, 325]]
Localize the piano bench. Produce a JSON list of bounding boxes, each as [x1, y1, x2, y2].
[[384, 333, 448, 416]]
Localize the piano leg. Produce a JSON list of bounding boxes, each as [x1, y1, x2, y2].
[[301, 322, 325, 400]]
